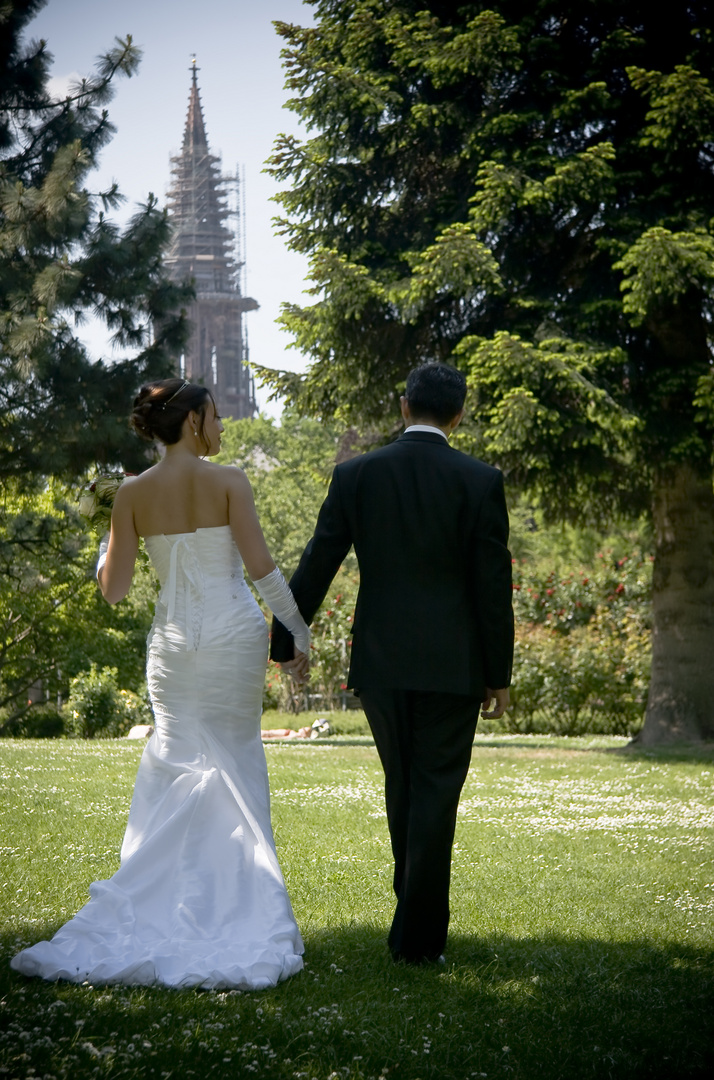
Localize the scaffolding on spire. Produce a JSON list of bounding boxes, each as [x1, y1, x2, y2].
[[164, 60, 258, 419]]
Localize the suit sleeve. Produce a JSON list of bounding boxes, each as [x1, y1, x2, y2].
[[270, 466, 353, 662], [472, 469, 514, 688]]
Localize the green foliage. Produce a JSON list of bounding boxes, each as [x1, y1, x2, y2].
[[0, 703, 64, 738], [0, 480, 155, 729], [453, 332, 642, 519], [510, 615, 650, 737], [0, 480, 94, 722], [265, 1, 714, 515], [216, 410, 355, 576], [266, 566, 360, 713], [0, 0, 192, 483], [217, 412, 365, 710], [64, 663, 151, 739], [614, 226, 714, 325], [307, 569, 359, 709], [265, 1, 714, 743], [508, 529, 652, 736]]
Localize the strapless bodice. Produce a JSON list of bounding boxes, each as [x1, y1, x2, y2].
[[145, 525, 261, 651], [145, 525, 242, 591]]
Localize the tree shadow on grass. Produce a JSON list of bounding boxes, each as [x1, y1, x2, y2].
[[303, 924, 714, 1079], [610, 741, 714, 764], [470, 737, 714, 764], [2, 924, 713, 1079]]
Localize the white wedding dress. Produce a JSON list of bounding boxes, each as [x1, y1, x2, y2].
[[11, 525, 304, 990]]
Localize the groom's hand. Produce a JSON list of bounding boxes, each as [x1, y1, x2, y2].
[[481, 687, 510, 719], [281, 651, 310, 684]]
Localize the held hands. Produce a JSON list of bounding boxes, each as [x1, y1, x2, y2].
[[481, 687, 510, 720], [280, 649, 310, 685]]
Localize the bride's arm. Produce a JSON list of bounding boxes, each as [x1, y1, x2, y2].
[[226, 468, 275, 580], [98, 481, 140, 604], [227, 469, 310, 660]]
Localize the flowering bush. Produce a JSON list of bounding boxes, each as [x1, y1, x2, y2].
[[264, 568, 359, 713], [508, 550, 652, 735], [308, 571, 359, 709], [512, 550, 652, 632], [260, 531, 653, 733]]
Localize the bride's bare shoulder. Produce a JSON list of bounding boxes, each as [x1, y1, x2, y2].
[[206, 460, 249, 483]]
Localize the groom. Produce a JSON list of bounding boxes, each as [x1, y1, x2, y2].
[[271, 362, 514, 964]]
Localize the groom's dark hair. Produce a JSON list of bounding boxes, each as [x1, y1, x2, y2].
[[404, 363, 467, 424]]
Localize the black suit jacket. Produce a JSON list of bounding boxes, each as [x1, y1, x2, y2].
[[271, 430, 514, 696]]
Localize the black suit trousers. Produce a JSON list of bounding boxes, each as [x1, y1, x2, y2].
[[358, 688, 480, 962]]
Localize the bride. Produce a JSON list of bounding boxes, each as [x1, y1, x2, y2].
[[11, 378, 309, 990]]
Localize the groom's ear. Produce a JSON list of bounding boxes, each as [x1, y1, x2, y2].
[[448, 408, 465, 433], [400, 396, 411, 424]]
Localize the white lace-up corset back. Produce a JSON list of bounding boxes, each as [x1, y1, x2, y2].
[[145, 525, 253, 652]]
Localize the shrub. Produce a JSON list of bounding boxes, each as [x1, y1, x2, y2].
[[0, 704, 65, 739], [307, 572, 358, 710], [64, 665, 152, 738], [263, 568, 359, 714], [507, 550, 652, 735]]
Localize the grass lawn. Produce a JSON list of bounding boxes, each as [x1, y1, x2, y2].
[[1, 734, 713, 1079]]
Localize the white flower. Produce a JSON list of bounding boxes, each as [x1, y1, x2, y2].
[[78, 493, 97, 517]]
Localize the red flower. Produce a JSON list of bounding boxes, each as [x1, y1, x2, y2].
[[615, 583, 625, 594], [335, 593, 343, 603], [326, 610, 333, 617], [340, 682, 347, 690], [546, 588, 554, 596]]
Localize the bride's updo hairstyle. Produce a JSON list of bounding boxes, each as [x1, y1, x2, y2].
[[131, 378, 215, 449]]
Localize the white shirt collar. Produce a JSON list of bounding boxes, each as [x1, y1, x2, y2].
[[404, 424, 448, 441]]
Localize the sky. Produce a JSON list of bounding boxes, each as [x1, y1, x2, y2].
[[29, 0, 316, 416]]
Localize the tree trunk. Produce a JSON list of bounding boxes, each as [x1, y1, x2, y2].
[[637, 464, 714, 744]]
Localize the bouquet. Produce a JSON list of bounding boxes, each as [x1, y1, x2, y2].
[[78, 474, 133, 535]]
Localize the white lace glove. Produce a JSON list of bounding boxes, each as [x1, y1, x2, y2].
[[253, 567, 310, 656], [96, 532, 110, 578]]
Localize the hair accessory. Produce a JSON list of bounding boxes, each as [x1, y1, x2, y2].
[[161, 380, 190, 409]]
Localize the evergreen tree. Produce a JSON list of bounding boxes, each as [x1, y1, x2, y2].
[[0, 1, 192, 715], [0, 0, 192, 481], [265, 0, 714, 744]]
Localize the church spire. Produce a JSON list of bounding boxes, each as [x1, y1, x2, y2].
[[164, 61, 258, 421], [183, 57, 208, 152]]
